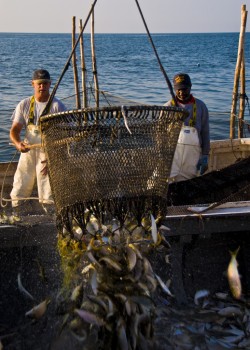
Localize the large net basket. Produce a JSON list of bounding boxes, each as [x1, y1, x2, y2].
[[40, 105, 187, 232]]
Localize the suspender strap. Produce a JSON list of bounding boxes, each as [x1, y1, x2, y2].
[[28, 96, 52, 125], [28, 96, 35, 125], [189, 100, 196, 127], [171, 98, 196, 127]]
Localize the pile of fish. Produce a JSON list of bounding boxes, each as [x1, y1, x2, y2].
[[56, 212, 172, 350], [154, 289, 250, 349]]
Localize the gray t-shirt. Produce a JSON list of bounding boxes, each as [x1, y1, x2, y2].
[[12, 96, 67, 126]]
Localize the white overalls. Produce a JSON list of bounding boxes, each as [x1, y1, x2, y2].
[[11, 96, 53, 207], [170, 100, 201, 182]]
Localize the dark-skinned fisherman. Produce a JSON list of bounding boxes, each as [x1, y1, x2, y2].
[[165, 73, 210, 182]]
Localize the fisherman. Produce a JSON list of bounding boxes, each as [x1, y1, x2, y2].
[[165, 73, 210, 181], [9, 69, 67, 213]]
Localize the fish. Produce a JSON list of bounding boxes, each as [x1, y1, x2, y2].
[[218, 306, 243, 317], [121, 106, 132, 135], [117, 318, 129, 350], [86, 215, 99, 235], [155, 273, 174, 297], [89, 268, 98, 295], [72, 219, 83, 239], [125, 245, 137, 271], [150, 214, 158, 244], [70, 283, 83, 304], [25, 299, 50, 319], [194, 289, 210, 305], [17, 273, 35, 301], [227, 247, 242, 299], [99, 256, 122, 271], [74, 308, 105, 326], [87, 295, 108, 313], [115, 294, 131, 316], [81, 263, 94, 274]]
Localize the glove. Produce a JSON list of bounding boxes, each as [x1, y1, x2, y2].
[[196, 155, 209, 175]]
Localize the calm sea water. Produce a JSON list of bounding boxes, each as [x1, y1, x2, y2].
[[0, 32, 250, 162]]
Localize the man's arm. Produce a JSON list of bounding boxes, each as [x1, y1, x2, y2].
[[10, 122, 30, 153]]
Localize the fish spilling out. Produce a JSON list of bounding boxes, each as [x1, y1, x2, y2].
[[56, 212, 172, 349], [227, 246, 242, 300], [25, 299, 50, 319]]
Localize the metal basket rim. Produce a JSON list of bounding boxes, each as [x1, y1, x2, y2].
[[40, 104, 188, 123]]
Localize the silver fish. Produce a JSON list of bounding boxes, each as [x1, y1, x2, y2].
[[99, 256, 122, 271], [155, 273, 174, 297], [150, 214, 158, 244], [227, 247, 242, 299], [70, 284, 83, 303], [17, 273, 34, 301], [125, 245, 137, 271], [25, 299, 50, 319], [74, 308, 105, 326], [117, 317, 129, 350], [194, 289, 210, 305]]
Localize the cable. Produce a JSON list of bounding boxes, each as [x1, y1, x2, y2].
[[134, 0, 177, 105]]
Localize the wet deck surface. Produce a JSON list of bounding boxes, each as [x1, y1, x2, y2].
[[0, 206, 61, 350]]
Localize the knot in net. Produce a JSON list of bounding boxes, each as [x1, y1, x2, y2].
[[40, 105, 188, 235]]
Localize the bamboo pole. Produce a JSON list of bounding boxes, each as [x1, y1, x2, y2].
[[230, 5, 247, 139], [91, 9, 99, 107], [238, 54, 246, 138], [72, 16, 81, 109], [41, 0, 98, 117], [79, 19, 88, 108]]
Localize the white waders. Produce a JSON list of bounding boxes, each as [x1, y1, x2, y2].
[[170, 125, 201, 182], [10, 125, 53, 207]]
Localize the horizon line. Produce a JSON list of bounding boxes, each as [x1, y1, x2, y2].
[[0, 30, 248, 35]]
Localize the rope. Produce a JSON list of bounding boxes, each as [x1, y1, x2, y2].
[[134, 0, 177, 105], [189, 182, 250, 214], [0, 147, 44, 208], [0, 150, 18, 208]]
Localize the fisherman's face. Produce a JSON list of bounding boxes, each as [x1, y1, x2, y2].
[[175, 87, 191, 102], [32, 80, 51, 101]]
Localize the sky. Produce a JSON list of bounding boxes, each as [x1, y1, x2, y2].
[[0, 0, 249, 34]]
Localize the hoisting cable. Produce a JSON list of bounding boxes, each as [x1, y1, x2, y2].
[[41, 0, 98, 117], [134, 0, 177, 105]]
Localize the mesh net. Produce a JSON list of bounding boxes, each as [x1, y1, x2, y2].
[[40, 105, 188, 232], [60, 87, 146, 110]]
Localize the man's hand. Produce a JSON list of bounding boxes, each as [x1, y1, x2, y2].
[[196, 155, 209, 175], [41, 160, 48, 176], [18, 142, 30, 153]]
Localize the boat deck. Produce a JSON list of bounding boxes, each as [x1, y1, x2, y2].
[[164, 201, 250, 236]]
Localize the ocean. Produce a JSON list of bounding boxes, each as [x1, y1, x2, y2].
[[0, 32, 250, 162]]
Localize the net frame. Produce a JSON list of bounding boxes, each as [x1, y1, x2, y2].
[[40, 105, 188, 233]]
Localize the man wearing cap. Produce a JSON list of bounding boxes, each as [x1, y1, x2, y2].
[[165, 73, 210, 181], [9, 69, 67, 212]]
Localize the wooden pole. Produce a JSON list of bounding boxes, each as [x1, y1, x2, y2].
[[91, 9, 99, 108], [79, 19, 88, 108], [72, 16, 81, 109], [238, 55, 246, 138], [41, 0, 98, 117], [230, 5, 247, 139]]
